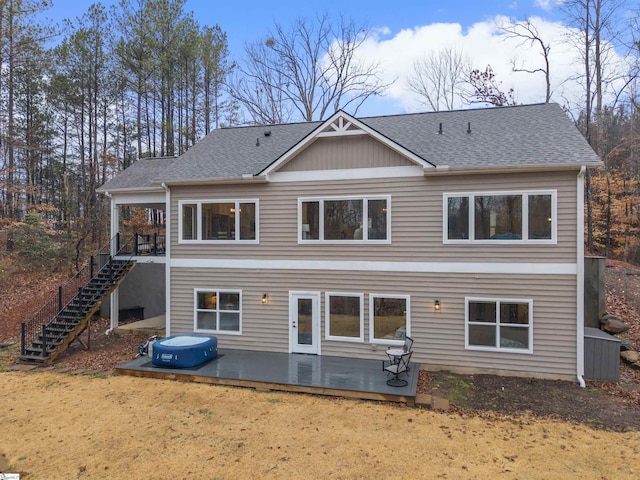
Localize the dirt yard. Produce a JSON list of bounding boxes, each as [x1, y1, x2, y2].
[[1, 257, 640, 478], [0, 371, 638, 480]]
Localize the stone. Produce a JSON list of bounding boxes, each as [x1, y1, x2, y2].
[[600, 313, 629, 334], [432, 396, 450, 412], [620, 350, 639, 365], [619, 338, 636, 352]]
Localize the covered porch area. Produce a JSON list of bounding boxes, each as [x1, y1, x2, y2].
[[115, 349, 420, 403]]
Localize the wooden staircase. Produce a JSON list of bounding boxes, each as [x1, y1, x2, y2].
[[20, 235, 137, 364]]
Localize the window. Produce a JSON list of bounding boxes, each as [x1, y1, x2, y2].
[[194, 289, 242, 334], [465, 298, 532, 352], [299, 196, 390, 242], [179, 200, 258, 242], [444, 191, 556, 243], [325, 293, 364, 342], [370, 295, 410, 344]]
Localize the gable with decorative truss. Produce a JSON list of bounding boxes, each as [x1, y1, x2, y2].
[[260, 111, 433, 177]]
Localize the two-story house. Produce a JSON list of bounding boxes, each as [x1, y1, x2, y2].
[[98, 103, 602, 383]]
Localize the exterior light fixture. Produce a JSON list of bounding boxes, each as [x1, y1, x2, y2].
[[434, 299, 441, 311], [261, 293, 269, 304]]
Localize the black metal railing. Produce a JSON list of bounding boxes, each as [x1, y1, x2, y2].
[[20, 233, 136, 358], [117, 233, 166, 256]]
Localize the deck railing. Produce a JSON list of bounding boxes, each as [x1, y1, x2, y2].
[[117, 233, 166, 256], [20, 234, 135, 357]]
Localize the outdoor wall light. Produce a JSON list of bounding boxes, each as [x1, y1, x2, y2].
[[434, 299, 441, 311], [261, 293, 269, 305]]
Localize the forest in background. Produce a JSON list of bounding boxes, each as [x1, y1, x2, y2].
[[0, 0, 638, 269]]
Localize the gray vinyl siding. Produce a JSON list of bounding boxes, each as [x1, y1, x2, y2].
[[170, 268, 577, 378], [170, 170, 578, 264], [279, 135, 415, 171]]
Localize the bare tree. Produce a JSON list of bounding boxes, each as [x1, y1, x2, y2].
[[405, 47, 470, 111], [559, 0, 626, 251], [499, 19, 552, 103], [467, 65, 516, 107], [229, 14, 390, 124]]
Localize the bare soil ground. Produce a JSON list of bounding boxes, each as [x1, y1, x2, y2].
[[1, 256, 640, 478], [0, 372, 639, 480]]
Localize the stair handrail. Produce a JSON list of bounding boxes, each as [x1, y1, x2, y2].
[[20, 233, 136, 357]]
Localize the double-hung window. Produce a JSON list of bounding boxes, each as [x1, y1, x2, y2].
[[444, 190, 556, 243], [298, 195, 390, 242], [179, 199, 258, 243], [369, 294, 410, 345], [465, 297, 532, 353], [194, 289, 242, 334]]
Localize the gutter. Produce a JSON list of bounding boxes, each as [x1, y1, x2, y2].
[[576, 166, 586, 388], [151, 175, 270, 187], [423, 163, 595, 177]]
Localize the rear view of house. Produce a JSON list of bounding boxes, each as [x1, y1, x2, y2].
[[98, 103, 602, 383]]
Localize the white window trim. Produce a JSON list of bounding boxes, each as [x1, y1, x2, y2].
[[464, 297, 533, 354], [369, 293, 410, 346], [298, 195, 391, 244], [194, 288, 243, 335], [324, 292, 365, 343], [178, 199, 259, 244], [443, 190, 557, 245]]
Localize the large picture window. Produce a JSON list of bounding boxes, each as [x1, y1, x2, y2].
[[465, 297, 532, 352], [179, 200, 258, 243], [369, 295, 410, 345], [194, 289, 242, 334], [299, 196, 390, 242], [444, 191, 556, 243], [325, 293, 364, 342]]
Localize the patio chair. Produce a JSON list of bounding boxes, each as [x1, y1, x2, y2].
[[404, 336, 414, 353], [383, 351, 412, 387]]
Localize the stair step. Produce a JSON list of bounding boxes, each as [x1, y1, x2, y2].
[[19, 354, 50, 362], [33, 338, 64, 347], [25, 346, 56, 355]]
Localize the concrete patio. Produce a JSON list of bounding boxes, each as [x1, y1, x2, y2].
[[115, 348, 420, 404]]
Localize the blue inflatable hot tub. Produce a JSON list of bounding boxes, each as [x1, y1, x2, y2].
[[151, 335, 217, 368]]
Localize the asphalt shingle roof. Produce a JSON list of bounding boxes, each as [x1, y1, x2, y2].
[[98, 103, 602, 192], [96, 157, 180, 192]]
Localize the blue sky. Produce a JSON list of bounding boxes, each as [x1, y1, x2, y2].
[[43, 0, 563, 59], [40, 1, 626, 117]]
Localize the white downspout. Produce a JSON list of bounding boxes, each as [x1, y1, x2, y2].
[[576, 167, 586, 388], [162, 183, 171, 337]]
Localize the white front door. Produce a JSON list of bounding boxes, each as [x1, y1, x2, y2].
[[289, 291, 320, 354]]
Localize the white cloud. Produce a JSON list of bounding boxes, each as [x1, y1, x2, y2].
[[535, 0, 563, 11], [356, 15, 629, 113]]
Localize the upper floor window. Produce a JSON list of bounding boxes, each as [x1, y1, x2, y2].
[[179, 200, 258, 243], [298, 195, 390, 243], [444, 190, 556, 244]]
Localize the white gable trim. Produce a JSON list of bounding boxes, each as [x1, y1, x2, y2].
[[260, 111, 435, 176]]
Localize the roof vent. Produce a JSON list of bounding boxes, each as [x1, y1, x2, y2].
[[264, 130, 271, 137], [256, 138, 260, 146], [438, 123, 443, 135], [467, 122, 472, 134]]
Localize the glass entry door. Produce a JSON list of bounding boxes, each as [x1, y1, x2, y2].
[[289, 292, 320, 354]]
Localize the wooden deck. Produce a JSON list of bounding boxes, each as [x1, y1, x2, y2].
[[115, 349, 419, 403]]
